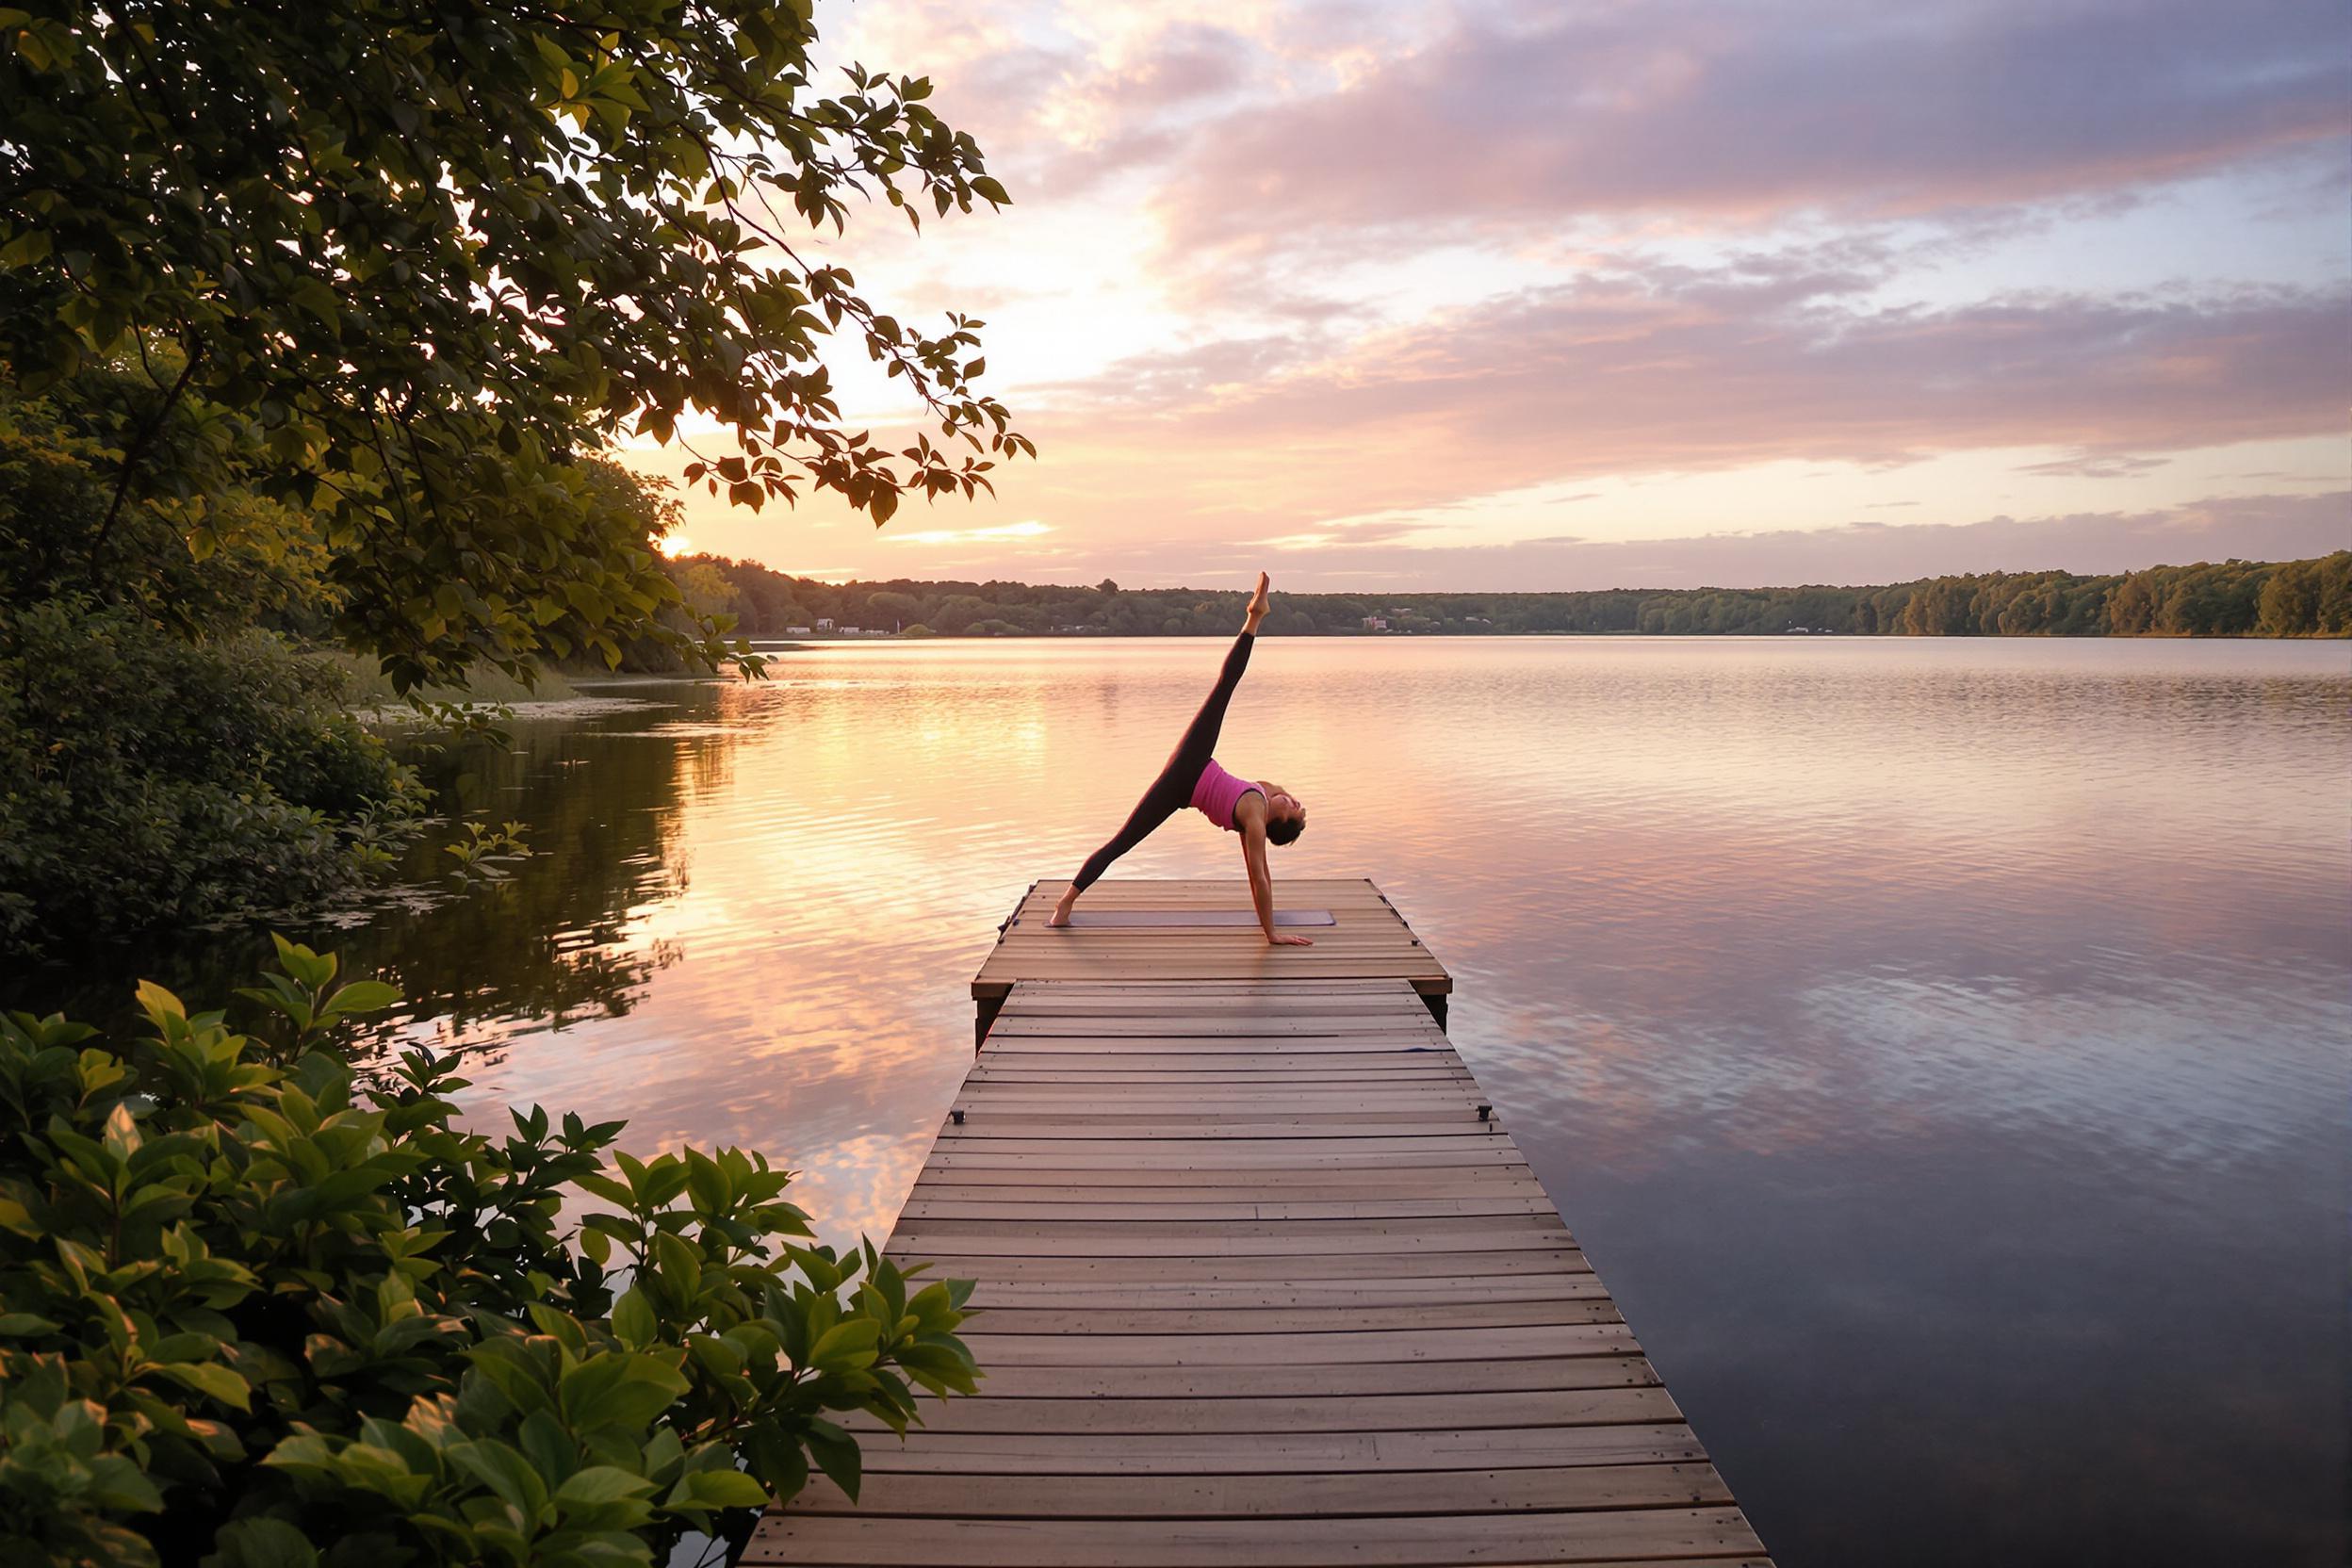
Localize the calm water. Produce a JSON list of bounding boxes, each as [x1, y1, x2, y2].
[[45, 638, 2352, 1565]]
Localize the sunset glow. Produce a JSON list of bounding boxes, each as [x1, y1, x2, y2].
[[628, 0, 2349, 589]]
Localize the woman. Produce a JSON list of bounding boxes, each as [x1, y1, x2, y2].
[[1048, 571, 1313, 945]]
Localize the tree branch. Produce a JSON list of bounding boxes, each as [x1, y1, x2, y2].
[[88, 344, 203, 591]]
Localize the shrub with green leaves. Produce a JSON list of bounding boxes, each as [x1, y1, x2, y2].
[[0, 595, 431, 956], [0, 939, 977, 1566]]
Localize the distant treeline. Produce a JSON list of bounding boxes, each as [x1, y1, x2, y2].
[[668, 551, 2352, 640]]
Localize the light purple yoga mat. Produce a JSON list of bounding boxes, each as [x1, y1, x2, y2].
[[1062, 908, 1335, 927]]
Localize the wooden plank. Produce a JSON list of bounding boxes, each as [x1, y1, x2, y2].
[[969, 1064, 1477, 1080], [973, 1038, 1458, 1054], [792, 1462, 1733, 1518], [887, 1229, 1572, 1260], [951, 1278, 1610, 1310], [914, 1177, 1546, 1200], [885, 1250, 1592, 1282], [855, 1424, 1713, 1476], [931, 1128, 1505, 1142], [758, 883, 1765, 1568], [954, 1323, 1636, 1367], [903, 1198, 1556, 1222], [926, 1145, 1532, 1169], [979, 962, 1450, 990], [744, 1506, 1763, 1565], [932, 1354, 1650, 1401], [848, 1385, 1684, 1436], [963, 1298, 1621, 1334]]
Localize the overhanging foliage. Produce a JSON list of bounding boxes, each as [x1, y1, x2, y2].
[[0, 1, 1029, 688]]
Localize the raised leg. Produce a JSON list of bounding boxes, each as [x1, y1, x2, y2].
[[1163, 629, 1254, 786], [1054, 576, 1270, 922]]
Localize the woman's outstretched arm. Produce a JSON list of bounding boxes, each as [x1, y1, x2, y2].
[[1241, 808, 1314, 946]]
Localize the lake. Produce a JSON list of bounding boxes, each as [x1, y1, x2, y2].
[[48, 637, 2352, 1566]]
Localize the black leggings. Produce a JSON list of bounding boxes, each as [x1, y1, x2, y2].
[[1070, 630, 1254, 893]]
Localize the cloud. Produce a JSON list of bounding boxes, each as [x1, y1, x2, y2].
[[1261, 518, 1432, 549], [2015, 454, 2173, 479], [1153, 0, 2352, 260], [1026, 262, 2349, 529], [884, 519, 1054, 546], [1090, 491, 2352, 591]]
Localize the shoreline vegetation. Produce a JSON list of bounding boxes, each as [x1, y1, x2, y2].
[[3, 3, 1010, 1561], [662, 550, 2352, 644]]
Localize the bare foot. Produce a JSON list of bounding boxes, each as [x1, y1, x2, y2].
[[1248, 571, 1270, 620], [1047, 890, 1077, 927]]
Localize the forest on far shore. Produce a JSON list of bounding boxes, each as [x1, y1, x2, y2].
[[665, 549, 2352, 642]]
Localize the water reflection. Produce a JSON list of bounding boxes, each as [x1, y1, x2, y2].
[[27, 638, 2349, 1567]]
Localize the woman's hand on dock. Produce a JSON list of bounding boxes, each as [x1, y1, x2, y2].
[[1268, 932, 1315, 946]]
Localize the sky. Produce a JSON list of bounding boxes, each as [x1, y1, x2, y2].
[[628, 0, 2351, 591]]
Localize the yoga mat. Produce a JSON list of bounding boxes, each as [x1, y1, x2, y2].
[[1063, 908, 1336, 927]]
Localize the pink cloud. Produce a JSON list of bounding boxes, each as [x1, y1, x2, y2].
[[1017, 265, 2349, 528], [1059, 492, 2352, 591], [1152, 0, 2352, 255]]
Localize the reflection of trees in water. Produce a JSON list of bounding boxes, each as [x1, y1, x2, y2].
[[24, 682, 732, 1048], [346, 683, 731, 1038]]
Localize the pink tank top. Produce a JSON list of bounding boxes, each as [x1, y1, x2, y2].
[[1189, 759, 1263, 833]]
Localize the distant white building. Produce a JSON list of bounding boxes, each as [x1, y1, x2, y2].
[[816, 617, 835, 630], [1362, 616, 1388, 632], [839, 627, 860, 636], [785, 626, 811, 636]]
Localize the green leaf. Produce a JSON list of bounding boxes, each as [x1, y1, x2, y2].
[[806, 1418, 863, 1500], [0, 227, 53, 267], [155, 1361, 252, 1411], [449, 1437, 551, 1525], [209, 1516, 320, 1568], [668, 1467, 770, 1511], [651, 1229, 701, 1298], [559, 1352, 688, 1432], [557, 1466, 659, 1508], [610, 1288, 657, 1350], [320, 980, 400, 1018], [808, 1318, 881, 1373]]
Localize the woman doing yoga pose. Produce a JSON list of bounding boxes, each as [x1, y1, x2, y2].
[[1047, 572, 1312, 945]]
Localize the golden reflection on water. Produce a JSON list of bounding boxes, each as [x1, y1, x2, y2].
[[281, 636, 2346, 1566], [333, 637, 2348, 1226]]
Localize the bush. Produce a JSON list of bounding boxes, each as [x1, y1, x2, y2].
[[0, 600, 427, 955], [0, 940, 976, 1566]]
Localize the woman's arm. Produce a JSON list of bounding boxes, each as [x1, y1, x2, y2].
[[1241, 815, 1315, 947]]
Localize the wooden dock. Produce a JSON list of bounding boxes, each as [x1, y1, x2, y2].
[[745, 879, 1770, 1568], [970, 878, 1454, 1038]]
